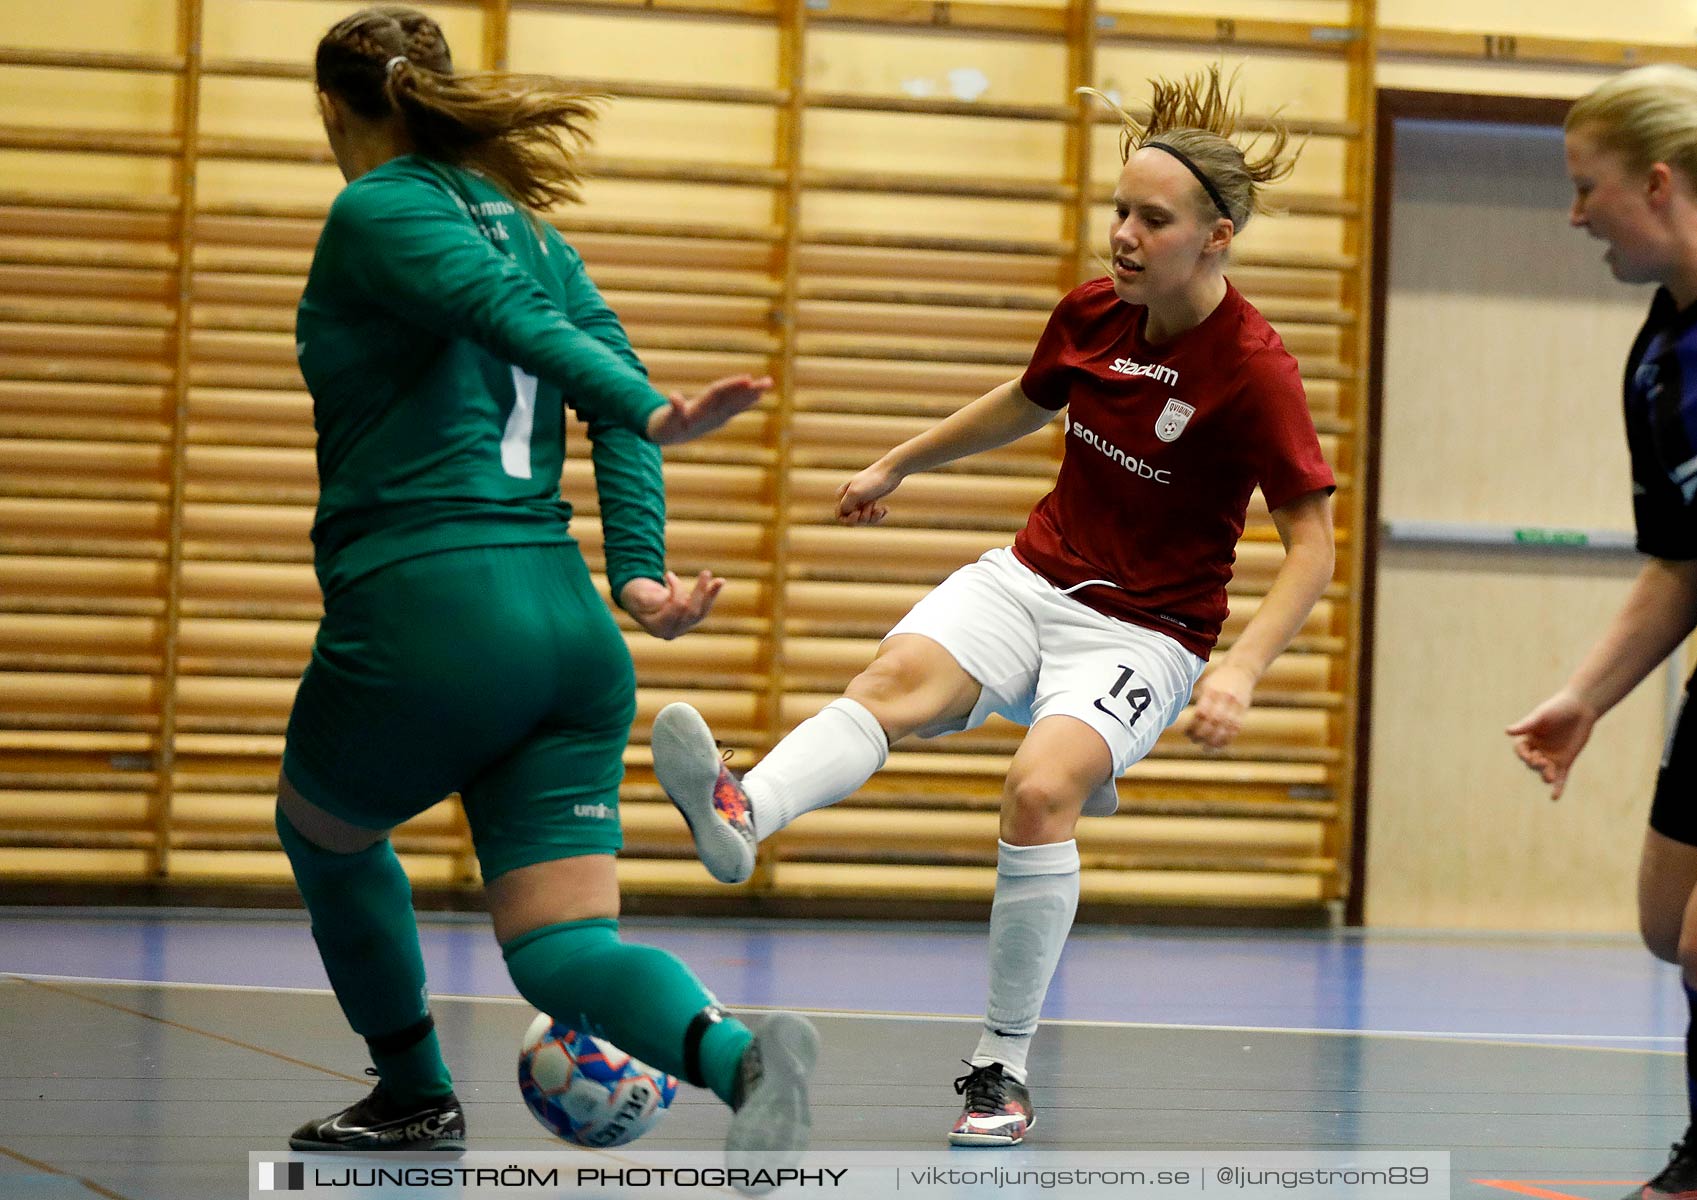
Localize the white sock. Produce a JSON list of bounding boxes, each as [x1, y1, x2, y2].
[[970, 839, 1081, 1085], [743, 697, 889, 842]]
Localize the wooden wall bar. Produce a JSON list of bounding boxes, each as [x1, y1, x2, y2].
[[0, 0, 1640, 915]]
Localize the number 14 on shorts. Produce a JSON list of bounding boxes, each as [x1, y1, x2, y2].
[[1093, 665, 1151, 729]]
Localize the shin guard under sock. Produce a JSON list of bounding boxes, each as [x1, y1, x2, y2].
[[503, 918, 753, 1105], [744, 697, 889, 841], [970, 839, 1081, 1083], [276, 808, 452, 1101]]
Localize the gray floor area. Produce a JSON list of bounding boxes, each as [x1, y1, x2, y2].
[[0, 975, 1681, 1200]]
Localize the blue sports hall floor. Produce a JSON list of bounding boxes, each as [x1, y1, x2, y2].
[[0, 909, 1686, 1199]]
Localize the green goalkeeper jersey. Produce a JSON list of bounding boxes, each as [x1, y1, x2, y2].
[[295, 154, 670, 601]]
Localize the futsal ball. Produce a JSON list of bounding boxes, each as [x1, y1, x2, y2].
[[518, 1012, 679, 1147]]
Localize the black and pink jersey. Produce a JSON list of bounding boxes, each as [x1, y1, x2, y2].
[[1624, 287, 1697, 562], [1012, 276, 1335, 659]]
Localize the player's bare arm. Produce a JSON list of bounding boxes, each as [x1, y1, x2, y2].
[[1187, 488, 1334, 750], [837, 378, 1057, 525], [1508, 555, 1697, 797]]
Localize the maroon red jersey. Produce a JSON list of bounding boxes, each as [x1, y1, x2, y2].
[[1012, 276, 1334, 659]]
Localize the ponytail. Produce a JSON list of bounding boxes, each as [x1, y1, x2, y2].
[[1081, 65, 1300, 232], [316, 6, 602, 211]]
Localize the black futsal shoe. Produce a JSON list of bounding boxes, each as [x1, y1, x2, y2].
[[948, 1061, 1035, 1146], [1632, 1128, 1697, 1200], [289, 1071, 466, 1153]]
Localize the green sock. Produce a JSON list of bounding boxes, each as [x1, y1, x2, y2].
[[369, 1021, 454, 1104], [503, 918, 753, 1105], [276, 808, 454, 1102]]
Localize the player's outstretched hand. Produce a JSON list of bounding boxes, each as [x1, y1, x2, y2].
[[836, 462, 902, 526], [1506, 691, 1596, 800], [620, 570, 725, 640], [1186, 663, 1255, 750], [647, 374, 772, 445]]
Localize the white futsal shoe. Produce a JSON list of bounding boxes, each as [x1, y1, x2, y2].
[[652, 701, 758, 884], [725, 1012, 820, 1195]]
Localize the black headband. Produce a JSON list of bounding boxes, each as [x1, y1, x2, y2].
[[1143, 140, 1233, 225]]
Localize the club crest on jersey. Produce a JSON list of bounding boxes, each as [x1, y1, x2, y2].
[[1155, 399, 1194, 442]]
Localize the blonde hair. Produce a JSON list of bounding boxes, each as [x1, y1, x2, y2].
[[1566, 64, 1697, 188], [1082, 66, 1299, 231], [316, 6, 601, 211]]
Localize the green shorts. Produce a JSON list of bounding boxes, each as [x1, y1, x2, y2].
[[282, 543, 634, 880]]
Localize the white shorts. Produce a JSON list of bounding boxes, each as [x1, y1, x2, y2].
[[886, 548, 1206, 812]]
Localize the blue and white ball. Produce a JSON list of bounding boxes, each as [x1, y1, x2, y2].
[[518, 1013, 679, 1147]]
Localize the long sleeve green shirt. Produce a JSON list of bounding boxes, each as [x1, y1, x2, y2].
[[295, 154, 670, 602]]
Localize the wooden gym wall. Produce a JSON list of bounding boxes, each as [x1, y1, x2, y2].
[[5, 0, 1675, 920], [1363, 3, 1697, 931]]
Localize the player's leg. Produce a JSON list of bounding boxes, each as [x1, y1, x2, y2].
[[952, 590, 1204, 1147], [488, 856, 816, 1179], [276, 551, 538, 1153], [277, 781, 466, 1152], [1630, 694, 1697, 1199], [489, 856, 759, 1108], [476, 546, 815, 1191], [948, 714, 1103, 1147], [476, 743, 767, 1115], [653, 550, 1038, 883], [277, 545, 598, 1152], [650, 635, 979, 881]]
